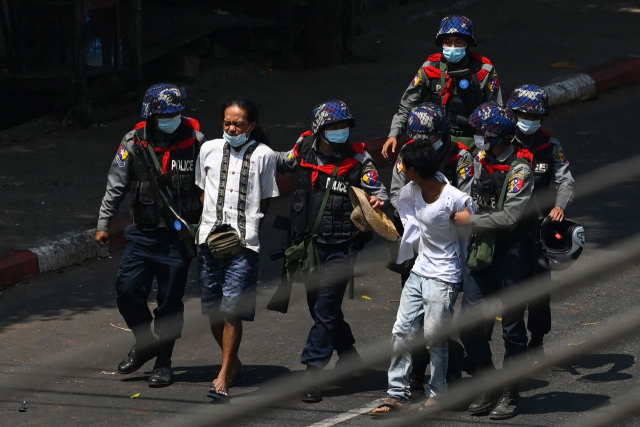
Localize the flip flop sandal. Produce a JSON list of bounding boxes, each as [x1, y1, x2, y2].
[[369, 402, 408, 417], [229, 371, 245, 388], [207, 385, 229, 402]]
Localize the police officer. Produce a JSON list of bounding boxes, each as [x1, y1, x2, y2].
[[95, 84, 206, 387], [507, 84, 574, 354], [382, 15, 502, 159], [389, 102, 473, 394], [275, 100, 388, 403], [452, 103, 535, 420]]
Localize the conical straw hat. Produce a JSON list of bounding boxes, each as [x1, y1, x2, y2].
[[349, 186, 400, 241]]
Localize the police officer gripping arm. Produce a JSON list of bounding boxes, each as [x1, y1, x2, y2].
[[452, 103, 535, 420], [95, 84, 206, 387], [383, 15, 502, 159], [275, 100, 388, 404], [507, 84, 575, 354]]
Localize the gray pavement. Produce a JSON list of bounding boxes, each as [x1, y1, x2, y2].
[[2, 0, 640, 425], [2, 83, 640, 425]]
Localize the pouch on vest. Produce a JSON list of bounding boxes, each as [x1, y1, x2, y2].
[[467, 157, 530, 271], [284, 162, 341, 281]]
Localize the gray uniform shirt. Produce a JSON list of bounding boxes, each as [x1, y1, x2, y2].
[[389, 55, 502, 139], [275, 136, 388, 202], [97, 127, 207, 232], [515, 135, 574, 210], [470, 150, 535, 232]]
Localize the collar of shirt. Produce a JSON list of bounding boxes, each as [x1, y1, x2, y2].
[[312, 138, 342, 166], [496, 144, 515, 162]]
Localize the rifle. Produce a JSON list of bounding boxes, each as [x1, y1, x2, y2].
[[267, 215, 293, 313], [132, 133, 197, 257]]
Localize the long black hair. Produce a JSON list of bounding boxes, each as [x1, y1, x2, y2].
[[221, 98, 271, 146]]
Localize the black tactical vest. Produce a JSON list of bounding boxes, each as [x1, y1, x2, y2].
[[424, 56, 485, 136], [290, 136, 361, 245], [130, 122, 202, 228], [475, 149, 533, 241]]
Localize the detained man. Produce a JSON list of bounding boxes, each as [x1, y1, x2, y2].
[[370, 140, 475, 415], [196, 99, 279, 401]]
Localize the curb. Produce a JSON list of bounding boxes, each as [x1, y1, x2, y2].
[[2, 55, 640, 290], [543, 55, 640, 106]]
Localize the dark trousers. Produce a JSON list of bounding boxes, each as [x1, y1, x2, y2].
[[527, 268, 552, 337], [115, 225, 191, 342], [301, 243, 356, 368], [461, 242, 534, 368]]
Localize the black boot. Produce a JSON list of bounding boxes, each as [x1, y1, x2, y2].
[[528, 334, 545, 363], [489, 386, 520, 420], [468, 391, 498, 414], [148, 341, 175, 388], [301, 368, 322, 403], [117, 338, 159, 374]]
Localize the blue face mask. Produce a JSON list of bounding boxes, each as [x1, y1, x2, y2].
[[324, 128, 350, 144], [433, 140, 443, 151], [223, 130, 251, 148], [156, 115, 181, 134], [442, 46, 466, 63], [517, 118, 542, 136]]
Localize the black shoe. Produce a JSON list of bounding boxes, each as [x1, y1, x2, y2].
[[468, 392, 498, 414], [409, 372, 426, 398], [117, 342, 158, 374], [489, 387, 520, 420], [148, 359, 173, 388], [301, 369, 322, 403]]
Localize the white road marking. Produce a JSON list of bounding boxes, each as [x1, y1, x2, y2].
[[307, 398, 386, 427]]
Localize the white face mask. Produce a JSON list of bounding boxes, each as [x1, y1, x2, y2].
[[517, 118, 542, 135], [433, 139, 443, 151], [474, 134, 488, 151]]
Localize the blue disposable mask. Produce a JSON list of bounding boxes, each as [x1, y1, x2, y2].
[[442, 46, 466, 63], [223, 129, 250, 147], [157, 115, 181, 134], [324, 128, 350, 144], [517, 118, 542, 135], [433, 140, 443, 151]]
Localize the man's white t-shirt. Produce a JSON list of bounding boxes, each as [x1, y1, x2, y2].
[[195, 139, 280, 253], [397, 174, 474, 284]]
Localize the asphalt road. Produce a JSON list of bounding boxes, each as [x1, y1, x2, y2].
[[2, 81, 640, 426]]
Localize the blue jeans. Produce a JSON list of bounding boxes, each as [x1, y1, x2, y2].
[[388, 272, 461, 402]]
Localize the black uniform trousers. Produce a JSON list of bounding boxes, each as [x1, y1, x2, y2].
[[461, 240, 534, 369], [527, 267, 552, 337], [115, 225, 191, 342], [301, 242, 356, 369]]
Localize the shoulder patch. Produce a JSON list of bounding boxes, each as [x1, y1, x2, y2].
[[509, 173, 525, 193], [556, 146, 569, 164], [362, 166, 378, 186], [412, 72, 421, 87], [396, 156, 404, 174], [475, 150, 486, 162], [286, 149, 294, 160], [116, 144, 129, 167], [458, 160, 474, 181], [488, 75, 500, 93]]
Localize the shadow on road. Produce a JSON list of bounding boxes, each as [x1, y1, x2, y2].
[[557, 353, 635, 382], [521, 391, 610, 414]]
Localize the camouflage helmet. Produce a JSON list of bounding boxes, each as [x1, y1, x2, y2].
[[506, 84, 550, 116], [407, 103, 452, 142], [468, 102, 517, 145], [141, 83, 184, 119], [435, 15, 477, 46], [311, 99, 355, 135]]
